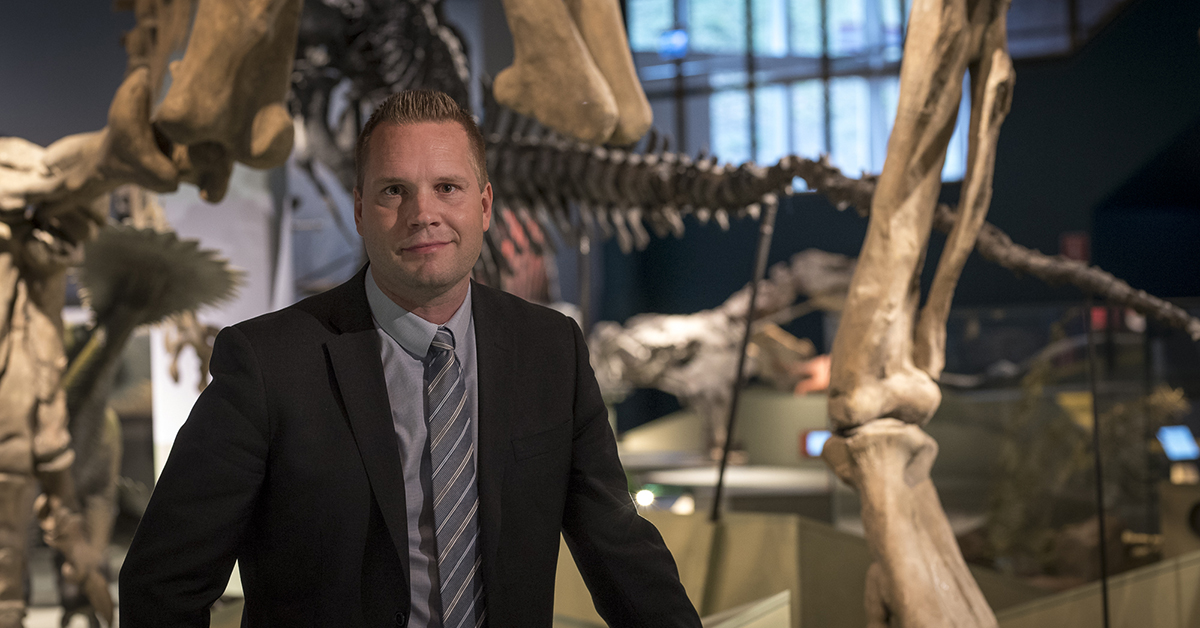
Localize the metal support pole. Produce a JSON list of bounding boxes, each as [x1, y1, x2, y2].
[[578, 234, 592, 335], [710, 196, 779, 522], [1083, 297, 1112, 628]]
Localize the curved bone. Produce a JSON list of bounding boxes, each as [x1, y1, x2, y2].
[[914, 22, 1015, 379], [565, 0, 653, 145], [494, 0, 619, 144]]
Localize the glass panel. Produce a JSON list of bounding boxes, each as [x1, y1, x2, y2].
[[901, 0, 914, 34], [878, 0, 904, 60], [752, 0, 788, 57], [788, 0, 822, 58], [628, 0, 676, 52], [829, 75, 870, 175], [710, 70, 749, 90], [791, 79, 825, 159], [689, 0, 748, 54], [827, 0, 866, 58], [710, 88, 752, 165], [941, 76, 970, 181], [868, 74, 900, 173], [755, 84, 789, 165]]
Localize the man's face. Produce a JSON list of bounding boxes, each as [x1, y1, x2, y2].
[[354, 121, 492, 308]]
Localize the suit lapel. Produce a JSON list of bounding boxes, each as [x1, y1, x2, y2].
[[324, 268, 411, 576], [471, 283, 514, 598]]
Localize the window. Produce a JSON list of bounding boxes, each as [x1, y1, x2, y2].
[[627, 0, 1126, 182]]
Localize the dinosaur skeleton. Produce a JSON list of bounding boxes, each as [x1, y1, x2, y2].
[[289, 1, 1200, 349], [474, 109, 1200, 344], [0, 1, 1193, 626], [0, 1, 300, 623], [590, 249, 855, 455]]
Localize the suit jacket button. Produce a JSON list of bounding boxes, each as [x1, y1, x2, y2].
[[395, 611, 408, 627]]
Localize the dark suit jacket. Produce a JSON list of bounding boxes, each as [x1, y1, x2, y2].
[[119, 269, 700, 627]]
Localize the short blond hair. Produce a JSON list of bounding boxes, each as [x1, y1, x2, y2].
[[354, 90, 487, 190]]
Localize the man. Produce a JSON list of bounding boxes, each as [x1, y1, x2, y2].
[[120, 90, 701, 628]]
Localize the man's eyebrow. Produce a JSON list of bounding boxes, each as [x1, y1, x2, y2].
[[371, 176, 411, 187], [435, 174, 472, 185]]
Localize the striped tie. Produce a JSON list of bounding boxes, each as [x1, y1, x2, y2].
[[423, 327, 485, 628]]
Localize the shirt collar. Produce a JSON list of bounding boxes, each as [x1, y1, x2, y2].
[[364, 268, 473, 358]]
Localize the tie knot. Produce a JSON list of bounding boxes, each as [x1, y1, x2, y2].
[[427, 327, 455, 360]]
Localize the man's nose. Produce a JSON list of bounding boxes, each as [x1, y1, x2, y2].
[[406, 189, 441, 228]]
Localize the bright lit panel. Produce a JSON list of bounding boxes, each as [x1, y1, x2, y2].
[[805, 430, 831, 457], [1158, 425, 1200, 462]]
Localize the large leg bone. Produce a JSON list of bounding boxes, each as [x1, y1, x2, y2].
[[494, 0, 619, 144], [564, 0, 653, 145], [824, 1, 1012, 626], [155, 0, 301, 187], [828, 0, 1001, 430], [823, 421, 994, 628], [914, 15, 1014, 379]]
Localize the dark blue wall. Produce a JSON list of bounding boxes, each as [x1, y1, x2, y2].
[[0, 3, 134, 145]]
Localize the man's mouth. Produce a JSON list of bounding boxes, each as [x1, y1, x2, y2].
[[402, 241, 450, 254]]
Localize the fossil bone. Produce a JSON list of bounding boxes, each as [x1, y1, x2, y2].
[[0, 66, 179, 222], [914, 30, 1015, 379], [590, 248, 855, 453], [155, 0, 302, 199], [564, 0, 653, 145], [0, 2, 299, 621], [822, 0, 1013, 625], [828, 0, 1013, 432], [822, 420, 993, 628], [494, 0, 619, 144]]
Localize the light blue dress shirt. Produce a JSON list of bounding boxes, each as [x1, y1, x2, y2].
[[364, 269, 479, 628]]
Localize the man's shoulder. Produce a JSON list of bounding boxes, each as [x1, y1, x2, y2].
[[472, 282, 579, 334], [231, 271, 367, 346]]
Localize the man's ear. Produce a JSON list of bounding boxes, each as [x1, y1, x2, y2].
[[480, 182, 493, 232], [353, 187, 364, 235]]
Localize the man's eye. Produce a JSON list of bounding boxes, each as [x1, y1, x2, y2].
[[438, 184, 458, 193], [383, 185, 402, 195]]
